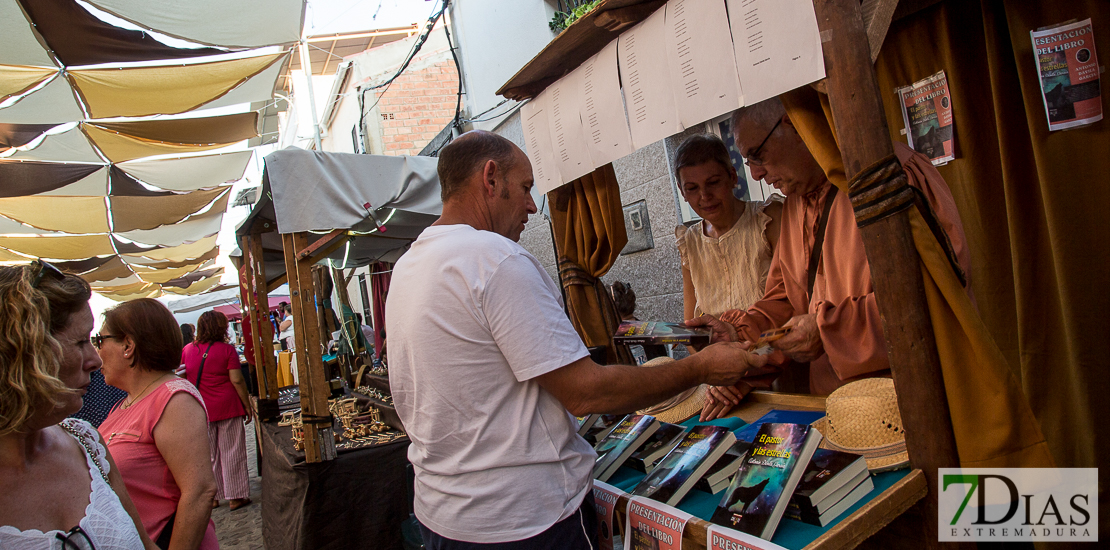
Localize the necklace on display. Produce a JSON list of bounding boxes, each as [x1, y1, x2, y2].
[[121, 373, 170, 410]]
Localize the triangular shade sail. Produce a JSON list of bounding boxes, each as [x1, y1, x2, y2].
[[0, 65, 55, 103], [122, 248, 217, 268], [79, 256, 135, 283], [118, 151, 252, 191], [37, 167, 109, 196], [135, 260, 215, 284], [0, 74, 86, 124], [121, 234, 217, 262], [109, 187, 229, 232], [201, 54, 287, 111], [0, 123, 57, 148], [162, 270, 224, 291], [3, 127, 103, 163], [17, 0, 224, 68], [54, 255, 115, 274], [116, 209, 223, 247], [110, 236, 160, 255], [0, 161, 103, 197], [0, 1, 57, 67], [98, 287, 162, 301], [81, 113, 258, 163], [108, 166, 174, 196], [91, 274, 144, 290], [0, 247, 32, 261], [68, 53, 284, 119], [85, 0, 304, 49], [0, 234, 116, 259], [0, 195, 109, 233]]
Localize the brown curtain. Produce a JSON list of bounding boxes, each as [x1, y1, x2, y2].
[[783, 0, 1105, 510], [548, 163, 632, 365]]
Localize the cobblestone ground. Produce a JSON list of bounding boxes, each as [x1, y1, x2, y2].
[[211, 426, 264, 550]]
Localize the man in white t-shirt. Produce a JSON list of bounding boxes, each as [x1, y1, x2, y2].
[[387, 131, 767, 549]]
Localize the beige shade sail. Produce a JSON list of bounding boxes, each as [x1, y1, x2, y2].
[[162, 274, 224, 295], [201, 54, 288, 111], [134, 260, 215, 284], [0, 213, 72, 235], [79, 256, 135, 283], [110, 187, 229, 232], [81, 114, 258, 163], [91, 274, 144, 290], [122, 247, 217, 268], [3, 126, 104, 163], [0, 74, 86, 124], [68, 53, 284, 119], [0, 247, 33, 262], [37, 167, 110, 196], [0, 195, 109, 233], [122, 234, 218, 262], [118, 150, 252, 191], [0, 234, 116, 259], [85, 0, 304, 49], [0, 66, 56, 103], [115, 210, 223, 247], [0, 2, 57, 67]]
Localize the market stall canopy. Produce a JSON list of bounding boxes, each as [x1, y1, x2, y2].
[[237, 149, 442, 286]]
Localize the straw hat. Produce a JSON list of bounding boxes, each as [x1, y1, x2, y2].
[[811, 378, 909, 472], [636, 357, 706, 424]]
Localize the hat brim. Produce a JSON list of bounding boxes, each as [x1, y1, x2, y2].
[[639, 384, 706, 424], [812, 417, 910, 473]]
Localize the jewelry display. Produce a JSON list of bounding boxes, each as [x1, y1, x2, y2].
[[284, 397, 404, 452]]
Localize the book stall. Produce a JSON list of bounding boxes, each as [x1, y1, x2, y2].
[[493, 0, 1069, 548], [235, 148, 441, 549]]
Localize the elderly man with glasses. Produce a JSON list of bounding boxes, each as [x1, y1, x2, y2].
[[693, 97, 972, 420]]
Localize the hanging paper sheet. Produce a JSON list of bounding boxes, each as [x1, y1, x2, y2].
[[520, 90, 562, 194], [592, 480, 625, 550], [625, 496, 692, 550], [1030, 18, 1102, 131], [619, 7, 683, 150], [664, 0, 744, 128], [579, 40, 633, 169], [896, 70, 956, 165], [726, 0, 825, 106]]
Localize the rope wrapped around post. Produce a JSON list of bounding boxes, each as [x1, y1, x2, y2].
[[848, 154, 913, 228]]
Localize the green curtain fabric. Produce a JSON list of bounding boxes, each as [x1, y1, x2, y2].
[[548, 163, 632, 365]]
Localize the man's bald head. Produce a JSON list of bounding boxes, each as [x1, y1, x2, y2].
[[730, 97, 787, 140], [437, 130, 522, 202]]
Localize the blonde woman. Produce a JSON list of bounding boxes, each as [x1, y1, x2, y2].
[[0, 262, 155, 549]]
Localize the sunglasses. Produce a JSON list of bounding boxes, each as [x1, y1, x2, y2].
[[92, 334, 124, 349], [743, 117, 783, 167], [55, 525, 97, 549], [30, 259, 64, 289]]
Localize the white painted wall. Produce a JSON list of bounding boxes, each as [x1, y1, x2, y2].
[[448, 0, 558, 131]]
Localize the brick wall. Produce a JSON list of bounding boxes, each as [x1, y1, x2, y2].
[[370, 58, 460, 156]]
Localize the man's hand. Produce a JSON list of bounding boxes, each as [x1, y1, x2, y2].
[[693, 342, 769, 387], [700, 382, 752, 421], [685, 314, 739, 344], [773, 314, 823, 362]]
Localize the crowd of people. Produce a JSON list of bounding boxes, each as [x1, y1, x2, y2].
[[0, 263, 254, 550]]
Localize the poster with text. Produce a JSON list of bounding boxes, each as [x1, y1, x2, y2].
[[593, 480, 625, 550], [1030, 18, 1102, 131], [896, 70, 955, 165], [706, 524, 789, 550], [625, 496, 691, 550]]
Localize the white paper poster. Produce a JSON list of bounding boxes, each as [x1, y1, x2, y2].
[[727, 0, 826, 105], [665, 0, 744, 127], [618, 7, 683, 150], [625, 496, 693, 550], [520, 91, 562, 195], [579, 40, 634, 168], [706, 524, 790, 550], [546, 69, 595, 183]]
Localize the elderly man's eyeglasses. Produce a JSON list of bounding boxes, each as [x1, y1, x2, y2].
[[743, 118, 783, 167], [29, 259, 64, 289], [92, 334, 123, 349]]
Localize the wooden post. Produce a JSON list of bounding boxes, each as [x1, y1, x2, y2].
[[282, 232, 337, 463], [244, 233, 280, 414], [813, 0, 966, 546]]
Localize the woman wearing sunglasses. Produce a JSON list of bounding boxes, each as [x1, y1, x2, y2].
[[96, 299, 218, 550], [0, 263, 155, 549]]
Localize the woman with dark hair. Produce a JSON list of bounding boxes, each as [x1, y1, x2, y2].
[[97, 299, 219, 550], [180, 324, 195, 346], [0, 263, 155, 549], [184, 310, 253, 511]]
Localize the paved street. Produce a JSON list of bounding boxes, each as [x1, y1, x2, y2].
[[211, 426, 264, 550]]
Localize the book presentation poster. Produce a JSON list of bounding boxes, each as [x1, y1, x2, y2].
[[625, 497, 691, 550], [1031, 18, 1103, 131], [706, 524, 789, 550], [897, 70, 955, 165], [593, 480, 624, 550]]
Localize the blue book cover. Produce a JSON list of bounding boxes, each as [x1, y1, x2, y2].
[[733, 409, 825, 443]]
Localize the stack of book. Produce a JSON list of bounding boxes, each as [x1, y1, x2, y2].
[[630, 425, 737, 506], [625, 422, 688, 473], [695, 439, 752, 494], [580, 414, 625, 446], [592, 414, 660, 482], [613, 320, 711, 347], [785, 449, 873, 526]]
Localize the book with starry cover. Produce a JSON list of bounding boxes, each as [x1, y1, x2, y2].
[[630, 424, 736, 506], [593, 414, 660, 482]]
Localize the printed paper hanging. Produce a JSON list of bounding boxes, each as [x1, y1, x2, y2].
[[896, 70, 955, 166], [1030, 18, 1102, 131]]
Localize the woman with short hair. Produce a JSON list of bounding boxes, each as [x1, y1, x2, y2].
[[97, 298, 219, 550], [184, 310, 253, 511], [0, 263, 155, 549]]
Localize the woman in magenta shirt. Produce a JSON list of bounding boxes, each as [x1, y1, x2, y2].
[[183, 311, 254, 511]]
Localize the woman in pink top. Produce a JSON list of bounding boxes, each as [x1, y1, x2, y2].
[[183, 311, 253, 511], [97, 299, 219, 550]]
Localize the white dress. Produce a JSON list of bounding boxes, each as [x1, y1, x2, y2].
[[0, 419, 145, 550]]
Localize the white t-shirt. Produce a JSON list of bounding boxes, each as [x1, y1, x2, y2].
[[386, 225, 594, 543]]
